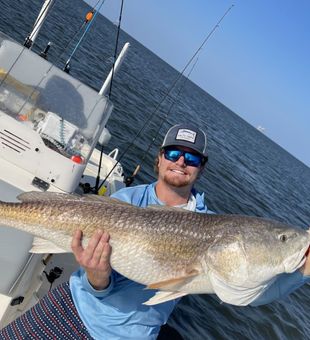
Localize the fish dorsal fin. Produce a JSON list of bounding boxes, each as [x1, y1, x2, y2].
[[146, 205, 192, 213], [84, 195, 132, 206], [146, 269, 200, 290], [30, 237, 69, 254], [17, 192, 131, 206], [17, 191, 81, 202], [143, 291, 188, 306]]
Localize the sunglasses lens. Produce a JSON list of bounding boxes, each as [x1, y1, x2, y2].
[[164, 149, 202, 167], [184, 153, 202, 167], [164, 149, 182, 162]]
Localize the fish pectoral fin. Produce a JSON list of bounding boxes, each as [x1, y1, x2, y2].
[[146, 269, 199, 290], [143, 291, 188, 306], [30, 237, 68, 254], [209, 271, 269, 306]]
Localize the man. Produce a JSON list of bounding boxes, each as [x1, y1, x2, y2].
[[1, 123, 309, 339], [70, 123, 310, 339], [70, 123, 211, 339]]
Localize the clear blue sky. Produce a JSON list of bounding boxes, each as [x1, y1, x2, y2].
[[86, 0, 309, 167]]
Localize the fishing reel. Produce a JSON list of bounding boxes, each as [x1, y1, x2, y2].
[[43, 266, 63, 288]]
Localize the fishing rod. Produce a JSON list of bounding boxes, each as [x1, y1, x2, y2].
[[94, 0, 125, 194], [64, 0, 106, 73], [9, 1, 106, 118], [0, 0, 100, 88], [0, 0, 58, 90], [126, 58, 199, 186], [60, 1, 100, 65], [96, 4, 234, 193], [40, 4, 100, 61]]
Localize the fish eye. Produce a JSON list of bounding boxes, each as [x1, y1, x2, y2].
[[279, 234, 287, 242]]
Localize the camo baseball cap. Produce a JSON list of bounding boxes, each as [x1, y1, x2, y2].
[[161, 124, 208, 157]]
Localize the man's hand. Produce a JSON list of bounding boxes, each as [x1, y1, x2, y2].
[[71, 229, 112, 290], [300, 247, 310, 276]]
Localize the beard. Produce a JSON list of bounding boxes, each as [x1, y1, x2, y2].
[[162, 173, 192, 188]]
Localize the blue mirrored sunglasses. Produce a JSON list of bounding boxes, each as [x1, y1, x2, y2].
[[163, 149, 204, 167]]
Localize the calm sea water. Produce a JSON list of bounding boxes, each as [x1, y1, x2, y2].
[[0, 0, 310, 338]]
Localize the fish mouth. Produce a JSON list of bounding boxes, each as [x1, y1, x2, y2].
[[283, 243, 309, 273]]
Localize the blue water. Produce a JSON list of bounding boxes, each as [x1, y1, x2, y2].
[[0, 0, 310, 338]]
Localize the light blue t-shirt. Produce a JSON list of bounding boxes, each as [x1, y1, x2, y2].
[[70, 183, 209, 339], [70, 182, 310, 339]]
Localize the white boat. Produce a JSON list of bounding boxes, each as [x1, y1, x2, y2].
[[257, 125, 266, 133], [0, 0, 129, 327]]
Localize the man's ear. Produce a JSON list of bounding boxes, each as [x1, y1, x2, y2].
[[197, 164, 205, 179], [158, 153, 163, 167], [154, 150, 164, 174]]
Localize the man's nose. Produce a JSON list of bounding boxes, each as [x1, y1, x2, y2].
[[175, 155, 186, 167]]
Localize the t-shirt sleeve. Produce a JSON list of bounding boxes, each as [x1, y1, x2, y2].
[[78, 268, 115, 298]]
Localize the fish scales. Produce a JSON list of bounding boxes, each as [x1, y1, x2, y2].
[[0, 192, 309, 306], [0, 199, 207, 270]]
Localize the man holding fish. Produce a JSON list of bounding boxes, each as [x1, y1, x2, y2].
[[70, 124, 310, 339], [1, 123, 309, 340]]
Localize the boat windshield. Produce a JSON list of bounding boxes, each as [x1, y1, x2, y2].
[[0, 32, 113, 163]]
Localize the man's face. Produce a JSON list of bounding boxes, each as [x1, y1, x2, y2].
[[157, 146, 204, 188]]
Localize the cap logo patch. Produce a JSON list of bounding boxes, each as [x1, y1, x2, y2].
[[176, 129, 196, 143]]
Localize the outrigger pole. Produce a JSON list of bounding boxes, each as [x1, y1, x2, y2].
[[24, 0, 56, 48], [99, 42, 130, 96], [97, 3, 235, 190]]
